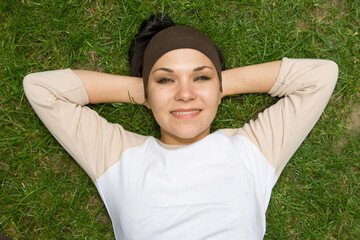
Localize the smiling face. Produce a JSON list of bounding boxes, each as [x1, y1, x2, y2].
[[147, 48, 222, 145]]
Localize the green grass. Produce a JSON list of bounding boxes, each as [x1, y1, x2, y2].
[[1, 0, 359, 239]]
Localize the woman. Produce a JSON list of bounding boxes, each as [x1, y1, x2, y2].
[[23, 14, 338, 239]]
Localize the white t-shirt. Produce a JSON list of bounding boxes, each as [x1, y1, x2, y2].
[[96, 132, 276, 239]]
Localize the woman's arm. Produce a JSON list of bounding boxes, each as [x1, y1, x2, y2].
[[23, 69, 148, 182], [222, 58, 338, 177], [221, 60, 282, 97], [72, 70, 145, 104]]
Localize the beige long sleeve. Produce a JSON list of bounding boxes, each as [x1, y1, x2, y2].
[[223, 58, 338, 177], [23, 69, 148, 182]]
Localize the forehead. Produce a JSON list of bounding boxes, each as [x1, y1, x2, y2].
[[152, 48, 215, 70]]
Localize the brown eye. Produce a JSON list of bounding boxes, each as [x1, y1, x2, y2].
[[194, 75, 211, 81], [157, 77, 174, 84]]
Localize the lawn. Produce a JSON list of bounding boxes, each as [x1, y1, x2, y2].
[[1, 0, 359, 239]]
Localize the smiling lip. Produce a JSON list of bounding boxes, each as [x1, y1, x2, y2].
[[170, 108, 201, 119]]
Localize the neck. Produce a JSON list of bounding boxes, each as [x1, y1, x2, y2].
[[160, 127, 210, 145]]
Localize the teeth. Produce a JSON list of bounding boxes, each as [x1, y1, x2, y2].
[[172, 110, 200, 115]]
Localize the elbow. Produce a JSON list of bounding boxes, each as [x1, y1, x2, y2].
[[23, 73, 37, 100], [311, 60, 339, 94], [325, 59, 339, 74], [325, 60, 339, 76], [322, 60, 339, 88], [23, 72, 48, 104]]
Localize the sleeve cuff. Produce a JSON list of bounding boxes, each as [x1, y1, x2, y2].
[[268, 57, 289, 97]]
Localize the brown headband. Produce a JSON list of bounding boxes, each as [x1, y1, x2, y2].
[[142, 25, 222, 97]]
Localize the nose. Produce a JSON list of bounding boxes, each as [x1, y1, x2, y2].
[[174, 82, 196, 102]]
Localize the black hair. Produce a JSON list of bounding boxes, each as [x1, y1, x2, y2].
[[129, 13, 175, 77], [128, 13, 226, 78]]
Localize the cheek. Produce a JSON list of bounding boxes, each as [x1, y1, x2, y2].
[[147, 87, 169, 111], [201, 87, 221, 106]]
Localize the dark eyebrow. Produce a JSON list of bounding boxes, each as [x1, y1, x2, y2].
[[153, 66, 213, 74], [152, 68, 174, 74], [193, 66, 213, 71]]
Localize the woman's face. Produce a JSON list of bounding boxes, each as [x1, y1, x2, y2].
[[147, 48, 222, 145]]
